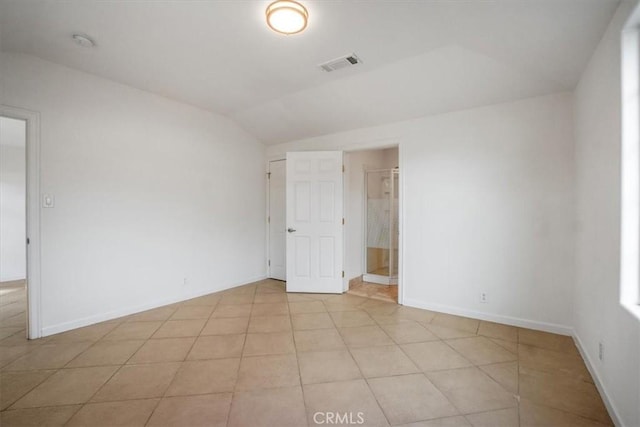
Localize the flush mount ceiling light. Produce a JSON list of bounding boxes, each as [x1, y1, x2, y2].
[[266, 0, 308, 35], [72, 33, 95, 48]]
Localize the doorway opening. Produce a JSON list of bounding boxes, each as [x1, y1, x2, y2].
[[267, 146, 402, 303], [1, 105, 41, 340], [363, 168, 399, 285], [0, 116, 28, 340], [344, 146, 400, 304]]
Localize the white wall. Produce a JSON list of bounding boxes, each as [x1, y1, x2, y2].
[[0, 117, 27, 282], [0, 53, 266, 335], [381, 147, 398, 169], [268, 92, 576, 332], [573, 2, 640, 426]]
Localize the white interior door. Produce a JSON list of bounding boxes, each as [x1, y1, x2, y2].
[[268, 160, 286, 281], [286, 151, 344, 293]]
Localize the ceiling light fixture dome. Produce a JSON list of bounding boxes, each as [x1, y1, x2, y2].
[[266, 0, 308, 35]]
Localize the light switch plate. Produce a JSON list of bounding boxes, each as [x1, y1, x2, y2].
[[43, 194, 55, 208]]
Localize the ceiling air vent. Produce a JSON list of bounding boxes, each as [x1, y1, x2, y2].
[[319, 54, 361, 72]]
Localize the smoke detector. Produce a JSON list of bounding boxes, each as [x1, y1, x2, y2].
[[72, 33, 95, 48], [319, 54, 361, 72]]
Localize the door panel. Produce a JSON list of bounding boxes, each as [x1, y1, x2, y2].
[[294, 182, 311, 222], [286, 151, 343, 293], [268, 160, 286, 281], [319, 236, 335, 278], [294, 236, 311, 277], [319, 182, 335, 222]]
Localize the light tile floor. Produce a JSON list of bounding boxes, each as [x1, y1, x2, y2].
[[348, 281, 398, 303], [0, 280, 612, 426]]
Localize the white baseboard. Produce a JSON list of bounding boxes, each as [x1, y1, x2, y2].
[[402, 298, 574, 336], [572, 331, 622, 426], [401, 297, 622, 425], [362, 274, 397, 285], [41, 275, 267, 337], [0, 276, 26, 283]]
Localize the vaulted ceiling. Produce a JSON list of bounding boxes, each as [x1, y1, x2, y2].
[[0, 0, 620, 144]]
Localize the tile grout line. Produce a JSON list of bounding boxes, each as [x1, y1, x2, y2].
[[385, 311, 521, 425], [288, 291, 312, 427], [58, 323, 123, 369], [225, 283, 258, 427], [374, 313, 469, 425], [69, 304, 202, 424], [148, 296, 224, 426], [326, 299, 394, 427], [65, 304, 182, 426], [0, 369, 58, 413], [433, 339, 519, 412], [5, 318, 148, 414], [139, 309, 202, 426]]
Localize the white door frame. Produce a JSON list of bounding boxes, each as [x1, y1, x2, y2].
[[267, 158, 286, 280], [1, 105, 42, 339], [397, 143, 405, 305], [265, 158, 284, 281]]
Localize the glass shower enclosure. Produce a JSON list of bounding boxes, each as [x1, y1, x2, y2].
[[363, 168, 399, 285]]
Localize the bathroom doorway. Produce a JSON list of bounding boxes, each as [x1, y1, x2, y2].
[[344, 146, 400, 304], [363, 167, 399, 285]]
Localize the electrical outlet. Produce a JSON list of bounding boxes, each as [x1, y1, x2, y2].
[[480, 292, 488, 303], [599, 342, 604, 361], [183, 277, 188, 287]]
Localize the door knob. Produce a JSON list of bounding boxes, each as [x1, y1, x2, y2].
[[287, 228, 297, 233]]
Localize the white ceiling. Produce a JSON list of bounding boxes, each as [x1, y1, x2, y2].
[[0, 0, 620, 144]]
